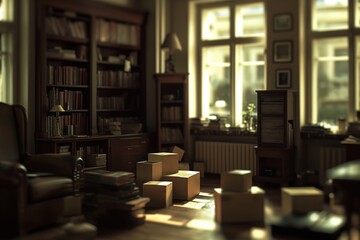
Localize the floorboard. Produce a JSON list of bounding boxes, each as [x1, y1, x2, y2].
[[19, 175, 358, 240]]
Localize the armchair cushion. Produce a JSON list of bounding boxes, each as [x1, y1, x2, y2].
[[28, 176, 73, 203]]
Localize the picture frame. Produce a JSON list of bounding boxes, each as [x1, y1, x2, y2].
[[273, 13, 292, 31], [276, 69, 291, 88], [273, 41, 292, 63]]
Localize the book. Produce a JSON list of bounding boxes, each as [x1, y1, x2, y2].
[[27, 172, 54, 178], [84, 169, 134, 187], [96, 196, 150, 211]]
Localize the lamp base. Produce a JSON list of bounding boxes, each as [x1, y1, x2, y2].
[[165, 54, 176, 73]]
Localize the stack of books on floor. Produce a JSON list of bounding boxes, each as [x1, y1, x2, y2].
[[83, 169, 150, 226]]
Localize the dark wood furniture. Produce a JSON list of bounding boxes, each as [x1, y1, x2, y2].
[[34, 0, 148, 171], [342, 142, 360, 161], [153, 73, 189, 161], [0, 102, 83, 237], [255, 90, 295, 185], [327, 159, 360, 239], [36, 134, 148, 173]]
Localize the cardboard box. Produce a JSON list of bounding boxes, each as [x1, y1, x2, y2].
[[282, 187, 324, 215], [214, 186, 265, 223], [148, 152, 179, 175], [136, 161, 162, 184], [221, 169, 252, 192], [179, 162, 190, 170], [161, 170, 200, 200], [193, 161, 205, 178], [142, 181, 173, 208], [171, 146, 184, 162]]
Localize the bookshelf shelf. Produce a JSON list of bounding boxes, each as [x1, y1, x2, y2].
[[36, 0, 148, 171], [154, 73, 189, 160]]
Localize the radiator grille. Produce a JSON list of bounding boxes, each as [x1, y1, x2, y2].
[[319, 146, 346, 185], [195, 141, 257, 175]]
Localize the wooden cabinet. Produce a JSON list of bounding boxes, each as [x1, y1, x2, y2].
[[34, 0, 147, 171], [36, 136, 109, 171], [36, 134, 148, 172], [153, 73, 189, 161], [108, 134, 148, 172], [256, 90, 294, 148], [255, 90, 295, 185]]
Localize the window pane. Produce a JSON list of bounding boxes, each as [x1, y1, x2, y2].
[[313, 38, 348, 124], [356, 37, 360, 110], [202, 46, 231, 120], [356, 0, 360, 28], [201, 7, 230, 40], [235, 44, 265, 126], [235, 3, 265, 37], [312, 0, 348, 31], [0, 0, 13, 21]]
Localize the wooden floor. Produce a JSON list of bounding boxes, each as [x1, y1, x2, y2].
[[20, 175, 358, 240]]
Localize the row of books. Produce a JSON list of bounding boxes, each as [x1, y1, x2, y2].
[[47, 65, 88, 85], [96, 96, 125, 110], [95, 19, 138, 46], [97, 117, 140, 134], [58, 145, 71, 154], [46, 16, 87, 39], [46, 113, 88, 137], [47, 89, 84, 110], [97, 71, 139, 88], [161, 106, 183, 121], [161, 127, 184, 143]]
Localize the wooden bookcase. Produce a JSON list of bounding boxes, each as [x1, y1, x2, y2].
[[255, 90, 295, 185], [153, 73, 189, 161], [35, 0, 148, 171]]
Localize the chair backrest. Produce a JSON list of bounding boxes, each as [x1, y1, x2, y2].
[[0, 102, 27, 163]]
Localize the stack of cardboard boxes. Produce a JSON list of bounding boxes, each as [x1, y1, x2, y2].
[[136, 148, 200, 208], [214, 169, 265, 223]]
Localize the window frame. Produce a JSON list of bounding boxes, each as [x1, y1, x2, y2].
[[196, 0, 266, 127], [306, 0, 359, 124], [0, 0, 18, 104]]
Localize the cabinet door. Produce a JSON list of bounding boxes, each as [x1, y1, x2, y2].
[[109, 136, 148, 172]]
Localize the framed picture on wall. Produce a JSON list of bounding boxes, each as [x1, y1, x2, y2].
[[276, 69, 291, 88], [273, 41, 292, 63], [273, 13, 292, 31]]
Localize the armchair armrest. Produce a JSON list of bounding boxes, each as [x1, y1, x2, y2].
[[24, 153, 84, 194], [0, 161, 27, 188]]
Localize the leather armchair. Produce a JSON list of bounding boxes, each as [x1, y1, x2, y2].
[[0, 102, 84, 237]]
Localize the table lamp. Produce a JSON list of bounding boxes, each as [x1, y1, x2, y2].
[[50, 104, 65, 137], [161, 32, 182, 73]]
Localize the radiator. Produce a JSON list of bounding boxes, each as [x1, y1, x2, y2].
[[195, 141, 257, 175], [319, 146, 346, 185]]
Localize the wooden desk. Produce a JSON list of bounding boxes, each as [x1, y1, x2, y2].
[[327, 159, 360, 238]]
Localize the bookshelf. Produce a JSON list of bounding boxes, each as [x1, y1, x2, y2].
[[153, 73, 189, 161], [35, 0, 148, 171], [255, 90, 295, 185]]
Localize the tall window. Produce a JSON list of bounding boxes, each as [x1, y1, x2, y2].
[[0, 0, 15, 103], [308, 0, 358, 125], [198, 1, 266, 127]]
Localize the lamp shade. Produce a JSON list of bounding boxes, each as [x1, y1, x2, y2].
[[50, 104, 65, 112], [161, 32, 182, 53]]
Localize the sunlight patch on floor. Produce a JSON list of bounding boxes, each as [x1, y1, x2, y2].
[[186, 218, 217, 230], [250, 227, 268, 239], [145, 213, 186, 226]]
